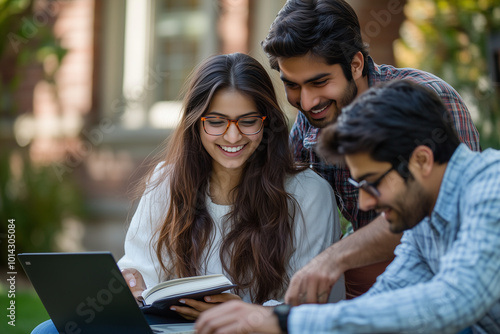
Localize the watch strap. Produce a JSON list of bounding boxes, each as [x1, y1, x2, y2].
[[273, 303, 291, 334]]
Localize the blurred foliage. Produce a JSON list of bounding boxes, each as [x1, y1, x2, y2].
[[0, 150, 85, 267], [395, 0, 500, 149], [0, 0, 82, 265], [0, 0, 67, 117]]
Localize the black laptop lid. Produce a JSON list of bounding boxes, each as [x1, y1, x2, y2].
[[18, 252, 153, 334]]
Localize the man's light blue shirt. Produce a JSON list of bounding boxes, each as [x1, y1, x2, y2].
[[289, 144, 500, 333]]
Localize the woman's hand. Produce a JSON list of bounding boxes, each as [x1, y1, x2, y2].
[[171, 293, 241, 320], [121, 268, 147, 305]]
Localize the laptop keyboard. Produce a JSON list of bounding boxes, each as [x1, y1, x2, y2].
[[151, 330, 195, 334], [153, 329, 196, 334], [150, 324, 195, 334]]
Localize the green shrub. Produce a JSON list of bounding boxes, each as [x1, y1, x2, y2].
[[0, 149, 85, 267], [395, 0, 500, 149]]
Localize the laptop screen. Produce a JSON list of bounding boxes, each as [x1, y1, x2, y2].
[[19, 252, 154, 334]]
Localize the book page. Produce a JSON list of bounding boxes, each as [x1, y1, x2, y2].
[[142, 274, 234, 304]]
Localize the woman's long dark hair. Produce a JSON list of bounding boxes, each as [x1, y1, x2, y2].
[[141, 53, 302, 303]]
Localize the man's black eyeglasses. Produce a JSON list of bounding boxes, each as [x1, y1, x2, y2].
[[348, 166, 394, 198]]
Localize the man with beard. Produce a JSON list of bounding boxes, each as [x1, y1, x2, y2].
[[195, 80, 500, 334], [261, 0, 481, 302]]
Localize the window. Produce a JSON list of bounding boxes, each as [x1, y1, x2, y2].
[[121, 0, 216, 129], [154, 0, 216, 101]]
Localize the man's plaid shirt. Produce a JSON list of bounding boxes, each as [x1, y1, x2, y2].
[[290, 57, 480, 230]]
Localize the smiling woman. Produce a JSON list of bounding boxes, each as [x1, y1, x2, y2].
[[116, 52, 344, 317]]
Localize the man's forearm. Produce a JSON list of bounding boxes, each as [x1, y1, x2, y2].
[[329, 215, 402, 271]]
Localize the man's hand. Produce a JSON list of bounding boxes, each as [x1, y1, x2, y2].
[[285, 216, 402, 306], [171, 293, 241, 320], [285, 246, 345, 306], [195, 300, 280, 334]]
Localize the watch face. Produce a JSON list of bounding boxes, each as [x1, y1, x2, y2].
[[275, 304, 291, 315]]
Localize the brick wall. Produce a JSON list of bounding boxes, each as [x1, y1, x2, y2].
[[51, 0, 96, 117], [350, 0, 407, 65]]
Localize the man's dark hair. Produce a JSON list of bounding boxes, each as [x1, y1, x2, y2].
[[262, 0, 369, 80], [318, 80, 461, 177]]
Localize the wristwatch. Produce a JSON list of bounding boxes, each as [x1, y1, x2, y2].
[[273, 303, 291, 334]]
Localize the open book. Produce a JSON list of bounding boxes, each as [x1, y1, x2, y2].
[[140, 274, 237, 318]]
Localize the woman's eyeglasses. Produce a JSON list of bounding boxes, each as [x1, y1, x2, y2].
[[201, 116, 266, 136], [347, 166, 394, 197]]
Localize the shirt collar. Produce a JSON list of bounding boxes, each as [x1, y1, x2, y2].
[[366, 56, 380, 87], [303, 126, 320, 149], [430, 144, 473, 231]]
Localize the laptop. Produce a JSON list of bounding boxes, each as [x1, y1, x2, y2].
[[18, 252, 195, 334]]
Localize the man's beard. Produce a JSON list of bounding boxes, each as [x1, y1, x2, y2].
[[338, 78, 358, 119], [386, 177, 433, 234], [306, 78, 358, 128]]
